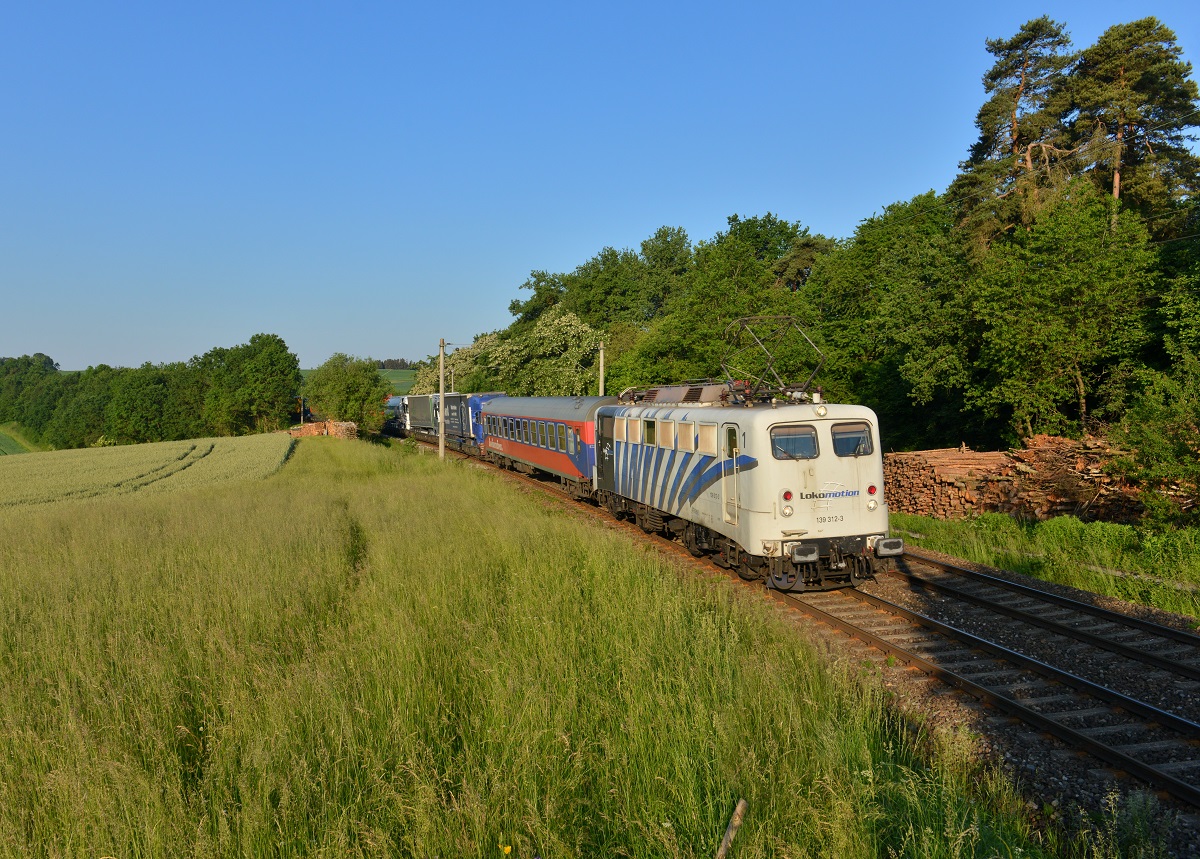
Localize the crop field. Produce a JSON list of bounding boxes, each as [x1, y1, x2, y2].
[[379, 368, 415, 393], [0, 433, 295, 507], [0, 437, 1076, 857]]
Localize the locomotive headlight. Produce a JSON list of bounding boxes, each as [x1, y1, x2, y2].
[[782, 505, 794, 517], [814, 404, 828, 417], [867, 499, 878, 511]]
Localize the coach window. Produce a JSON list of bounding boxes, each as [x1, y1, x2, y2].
[[832, 422, 873, 457], [628, 418, 642, 444], [697, 423, 717, 455], [557, 424, 567, 451], [643, 420, 656, 446], [538, 422, 547, 448], [567, 427, 575, 455], [614, 417, 626, 442], [770, 425, 819, 460], [521, 420, 528, 444], [677, 421, 695, 452], [657, 419, 674, 449]]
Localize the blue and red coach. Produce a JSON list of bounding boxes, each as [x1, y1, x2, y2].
[[479, 396, 617, 495]]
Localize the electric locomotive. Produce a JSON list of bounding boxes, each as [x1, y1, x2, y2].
[[594, 383, 902, 591]]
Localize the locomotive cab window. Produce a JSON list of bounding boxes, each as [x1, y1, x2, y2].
[[770, 425, 819, 460], [677, 421, 694, 452], [724, 426, 738, 458], [643, 420, 656, 446], [831, 422, 873, 457]]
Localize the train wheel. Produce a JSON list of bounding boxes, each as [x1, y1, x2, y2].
[[767, 566, 799, 591]]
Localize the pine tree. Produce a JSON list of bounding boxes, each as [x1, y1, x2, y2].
[[1070, 17, 1200, 232], [951, 17, 1075, 247]]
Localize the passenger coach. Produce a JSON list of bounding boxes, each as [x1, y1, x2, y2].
[[480, 396, 616, 498]]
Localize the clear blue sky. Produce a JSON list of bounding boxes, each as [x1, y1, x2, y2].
[[3, 1, 1197, 369]]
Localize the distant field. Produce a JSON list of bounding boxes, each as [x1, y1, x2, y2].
[[0, 431, 27, 456], [379, 368, 415, 394], [301, 368, 416, 394], [0, 433, 295, 507], [0, 423, 37, 455]]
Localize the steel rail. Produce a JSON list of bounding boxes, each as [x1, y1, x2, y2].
[[903, 548, 1200, 647], [784, 589, 1200, 809], [891, 557, 1200, 682]]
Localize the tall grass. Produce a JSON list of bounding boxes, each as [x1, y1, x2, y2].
[[891, 512, 1200, 622], [0, 439, 1052, 856]]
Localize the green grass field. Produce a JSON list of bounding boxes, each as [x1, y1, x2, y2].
[[0, 431, 27, 455], [0, 434, 295, 507], [379, 368, 415, 394], [0, 438, 1084, 857], [0, 423, 37, 455], [301, 368, 416, 395]]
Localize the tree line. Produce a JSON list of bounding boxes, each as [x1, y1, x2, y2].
[[0, 334, 302, 447], [411, 16, 1199, 522]]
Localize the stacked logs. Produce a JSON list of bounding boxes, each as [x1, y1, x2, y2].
[[287, 420, 359, 440], [884, 436, 1144, 524]]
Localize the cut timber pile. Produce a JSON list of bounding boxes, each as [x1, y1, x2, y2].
[[288, 421, 359, 440], [884, 435, 1144, 524]]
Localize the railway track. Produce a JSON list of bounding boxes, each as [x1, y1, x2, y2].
[[782, 585, 1200, 809], [419, 440, 1200, 811]]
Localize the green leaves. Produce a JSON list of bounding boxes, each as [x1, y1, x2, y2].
[[303, 353, 392, 432], [967, 180, 1153, 434]]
